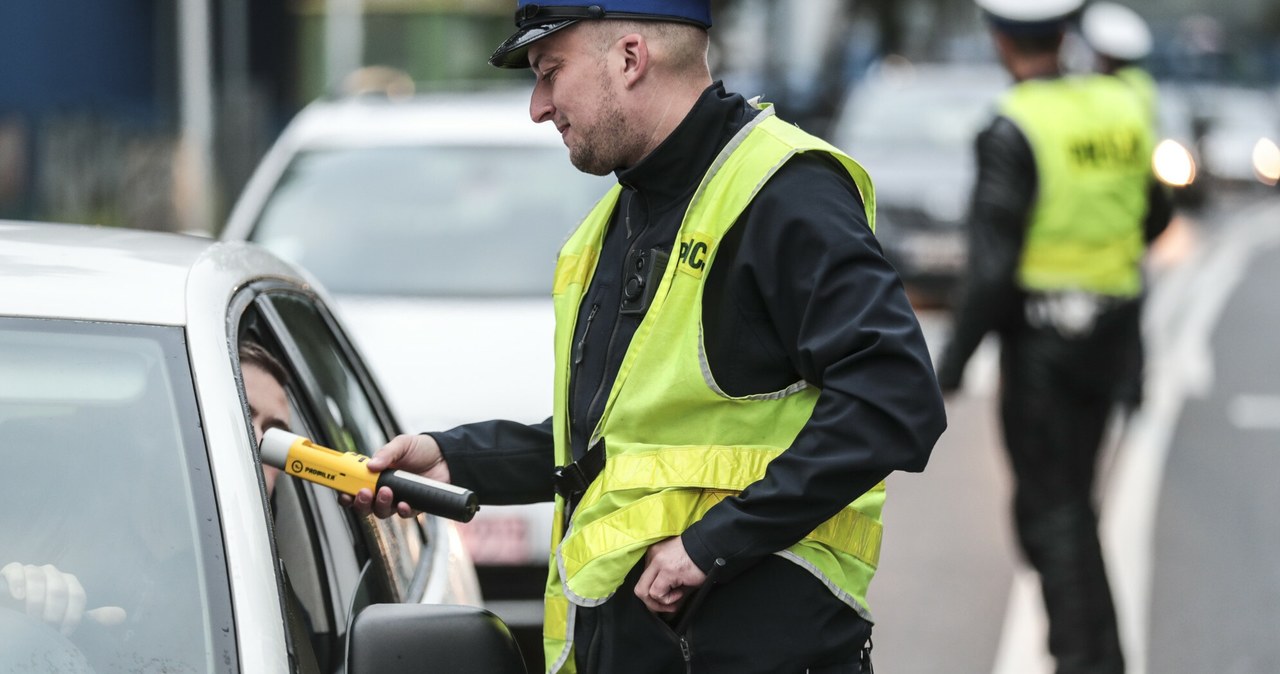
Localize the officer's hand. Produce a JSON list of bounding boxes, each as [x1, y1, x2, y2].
[[2, 562, 87, 635], [343, 433, 451, 519], [634, 537, 706, 615]]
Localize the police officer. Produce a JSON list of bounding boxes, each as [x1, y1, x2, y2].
[[351, 1, 947, 672], [1082, 1, 1167, 412], [1081, 1, 1157, 114], [936, 1, 1172, 672]]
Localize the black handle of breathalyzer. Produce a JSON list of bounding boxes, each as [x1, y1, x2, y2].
[[376, 469, 479, 523]]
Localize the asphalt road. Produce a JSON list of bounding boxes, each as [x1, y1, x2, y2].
[[1142, 194, 1280, 674], [870, 190, 1280, 674], [867, 314, 1017, 674]]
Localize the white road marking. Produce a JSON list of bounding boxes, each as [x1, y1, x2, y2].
[[1226, 394, 1280, 430], [991, 570, 1052, 674]]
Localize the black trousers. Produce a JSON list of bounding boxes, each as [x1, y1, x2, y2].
[[573, 555, 873, 674], [998, 303, 1138, 674]]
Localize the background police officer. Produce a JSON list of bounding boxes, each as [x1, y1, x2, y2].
[[1082, 1, 1167, 413], [1081, 1, 1158, 114], [351, 1, 946, 672], [936, 0, 1173, 672]]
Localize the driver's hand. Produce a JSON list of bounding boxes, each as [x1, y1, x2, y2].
[[2, 562, 87, 636]]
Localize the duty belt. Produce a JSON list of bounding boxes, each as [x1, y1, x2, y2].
[[553, 441, 606, 512], [1023, 289, 1134, 338]]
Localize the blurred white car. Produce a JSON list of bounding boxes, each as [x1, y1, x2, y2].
[[0, 221, 529, 674], [1188, 84, 1280, 186], [831, 60, 1007, 307], [222, 88, 612, 634]]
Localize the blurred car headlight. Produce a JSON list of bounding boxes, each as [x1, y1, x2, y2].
[[1252, 137, 1280, 186], [1152, 139, 1196, 188]]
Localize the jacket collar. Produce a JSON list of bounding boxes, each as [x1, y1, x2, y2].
[[615, 81, 757, 208]]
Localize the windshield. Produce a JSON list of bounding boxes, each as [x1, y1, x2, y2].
[[251, 145, 613, 297], [0, 318, 232, 673]]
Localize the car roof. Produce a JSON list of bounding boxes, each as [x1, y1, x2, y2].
[[857, 60, 1009, 89], [222, 86, 563, 241], [279, 88, 557, 149], [0, 220, 302, 325]]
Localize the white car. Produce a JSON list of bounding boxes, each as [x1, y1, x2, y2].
[[830, 61, 1007, 307], [0, 221, 530, 673], [222, 88, 612, 633], [1188, 84, 1280, 186]]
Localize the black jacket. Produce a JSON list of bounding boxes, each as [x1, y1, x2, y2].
[[435, 82, 946, 578]]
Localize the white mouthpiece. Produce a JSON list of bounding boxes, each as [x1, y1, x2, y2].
[[260, 428, 302, 469]]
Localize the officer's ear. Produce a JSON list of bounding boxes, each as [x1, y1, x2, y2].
[[615, 32, 649, 88]]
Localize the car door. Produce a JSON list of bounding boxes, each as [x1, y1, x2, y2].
[[230, 281, 435, 673]]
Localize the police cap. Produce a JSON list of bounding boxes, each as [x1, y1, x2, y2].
[[1081, 2, 1153, 61], [489, 1, 713, 69], [975, 0, 1084, 36]]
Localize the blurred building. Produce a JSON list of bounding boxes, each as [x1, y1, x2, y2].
[[0, 0, 1273, 233], [0, 0, 517, 233]]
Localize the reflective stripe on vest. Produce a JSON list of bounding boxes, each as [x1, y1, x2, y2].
[[557, 446, 885, 589], [542, 105, 880, 673], [1001, 74, 1153, 297]]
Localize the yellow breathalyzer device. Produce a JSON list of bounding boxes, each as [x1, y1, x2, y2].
[[259, 428, 478, 522]]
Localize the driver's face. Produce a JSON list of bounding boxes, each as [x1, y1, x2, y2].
[[244, 363, 290, 496]]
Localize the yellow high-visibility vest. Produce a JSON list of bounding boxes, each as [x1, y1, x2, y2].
[[542, 105, 883, 672], [1114, 65, 1158, 121], [1001, 74, 1154, 297]]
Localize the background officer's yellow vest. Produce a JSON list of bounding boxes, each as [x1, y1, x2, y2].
[[1114, 65, 1158, 121], [541, 108, 881, 673], [1000, 74, 1154, 297]]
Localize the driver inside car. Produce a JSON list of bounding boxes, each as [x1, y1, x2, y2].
[[1, 340, 295, 644]]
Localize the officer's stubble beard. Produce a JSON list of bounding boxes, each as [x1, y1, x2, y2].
[[566, 36, 657, 176], [568, 67, 630, 175]]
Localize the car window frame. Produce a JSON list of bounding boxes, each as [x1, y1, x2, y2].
[[228, 281, 437, 669], [253, 288, 423, 592]]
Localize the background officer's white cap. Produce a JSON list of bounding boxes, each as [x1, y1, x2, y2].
[[975, 0, 1084, 34], [1081, 1, 1153, 61]]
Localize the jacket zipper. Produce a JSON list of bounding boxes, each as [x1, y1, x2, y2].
[[573, 303, 599, 368], [582, 191, 650, 436], [649, 611, 694, 673], [569, 302, 599, 434]]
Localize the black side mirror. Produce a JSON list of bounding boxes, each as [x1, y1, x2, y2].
[[348, 603, 528, 674]]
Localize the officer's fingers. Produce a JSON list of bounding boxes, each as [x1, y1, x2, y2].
[[347, 487, 376, 515], [651, 589, 684, 613], [59, 573, 86, 636], [637, 589, 666, 614], [639, 564, 683, 613], [649, 572, 686, 610], [394, 501, 420, 519], [371, 485, 398, 519], [633, 557, 661, 603], [367, 434, 421, 472]]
